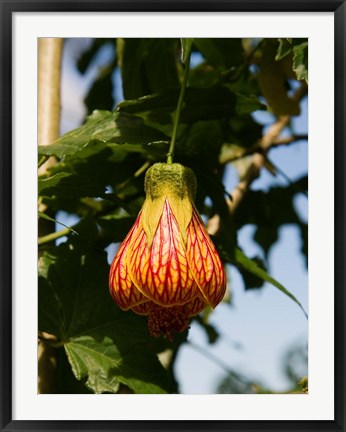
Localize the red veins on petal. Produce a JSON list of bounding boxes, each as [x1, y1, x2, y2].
[[186, 208, 226, 308], [109, 213, 147, 310], [130, 295, 206, 317], [131, 301, 152, 315], [185, 296, 207, 316], [128, 199, 198, 307], [109, 196, 226, 341]]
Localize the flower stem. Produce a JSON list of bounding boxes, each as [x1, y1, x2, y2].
[[38, 227, 71, 245], [166, 44, 192, 165]]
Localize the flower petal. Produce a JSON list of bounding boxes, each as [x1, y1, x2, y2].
[[132, 295, 206, 318], [128, 199, 198, 307], [109, 213, 147, 310], [186, 208, 226, 308], [185, 296, 207, 316], [131, 301, 152, 315]]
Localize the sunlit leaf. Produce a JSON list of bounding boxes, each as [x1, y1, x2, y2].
[[39, 110, 169, 159], [293, 42, 308, 83], [235, 248, 307, 318], [275, 38, 292, 61]]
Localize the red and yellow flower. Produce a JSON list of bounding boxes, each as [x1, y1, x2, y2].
[[109, 163, 226, 339]]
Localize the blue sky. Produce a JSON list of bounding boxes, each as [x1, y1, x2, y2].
[[58, 38, 308, 394]]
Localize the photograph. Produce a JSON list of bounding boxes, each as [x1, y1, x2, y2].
[[2, 2, 345, 429], [37, 37, 309, 395]]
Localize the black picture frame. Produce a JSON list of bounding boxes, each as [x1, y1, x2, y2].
[[1, 1, 345, 431]]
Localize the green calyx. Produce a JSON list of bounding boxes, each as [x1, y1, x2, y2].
[[142, 163, 198, 246], [144, 163, 197, 201]]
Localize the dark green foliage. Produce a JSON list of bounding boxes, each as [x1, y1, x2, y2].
[[194, 38, 244, 69], [76, 39, 117, 113], [233, 176, 308, 262], [39, 232, 169, 394], [118, 38, 180, 99]]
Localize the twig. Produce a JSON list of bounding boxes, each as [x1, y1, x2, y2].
[[38, 333, 65, 348], [220, 134, 308, 165], [273, 134, 308, 145], [228, 85, 307, 214], [38, 227, 72, 246], [115, 160, 151, 193], [228, 153, 264, 213], [207, 84, 307, 235], [187, 341, 251, 386], [267, 157, 308, 198]]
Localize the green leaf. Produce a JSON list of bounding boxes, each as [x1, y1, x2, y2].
[[275, 38, 293, 61], [194, 38, 244, 69], [77, 39, 115, 74], [237, 256, 266, 290], [182, 120, 224, 167], [98, 215, 137, 243], [39, 144, 166, 202], [39, 111, 117, 158], [233, 176, 308, 259], [275, 38, 308, 83], [38, 242, 169, 394], [39, 155, 111, 199], [65, 335, 167, 394], [118, 87, 237, 125], [37, 110, 170, 202], [235, 248, 308, 318], [118, 38, 180, 100], [38, 210, 79, 235], [181, 38, 193, 64], [84, 63, 116, 114], [38, 172, 71, 195], [39, 110, 169, 160], [111, 112, 169, 145], [188, 62, 220, 88], [227, 114, 263, 149], [293, 42, 308, 83], [54, 347, 93, 394], [235, 94, 265, 115], [257, 40, 300, 116]]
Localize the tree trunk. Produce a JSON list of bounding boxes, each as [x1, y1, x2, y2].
[[37, 38, 63, 394]]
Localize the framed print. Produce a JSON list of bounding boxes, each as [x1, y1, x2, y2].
[[1, 0, 345, 431]]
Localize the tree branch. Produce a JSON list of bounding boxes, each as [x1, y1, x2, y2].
[[38, 38, 64, 395], [220, 129, 308, 165], [207, 84, 307, 235], [38, 227, 71, 245], [38, 39, 63, 149], [228, 85, 307, 214]]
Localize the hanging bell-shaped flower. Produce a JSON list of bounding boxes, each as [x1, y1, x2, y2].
[[109, 163, 226, 340]]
